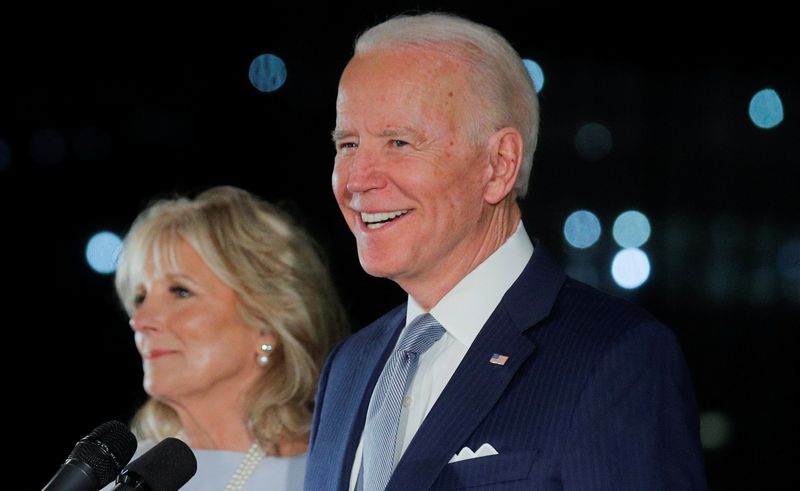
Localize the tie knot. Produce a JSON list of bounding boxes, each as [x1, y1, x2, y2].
[[397, 313, 445, 356]]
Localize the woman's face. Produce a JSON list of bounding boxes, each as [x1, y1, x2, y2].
[[129, 239, 264, 407]]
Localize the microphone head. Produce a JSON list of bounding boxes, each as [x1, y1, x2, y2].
[[123, 437, 197, 491], [68, 420, 137, 486]]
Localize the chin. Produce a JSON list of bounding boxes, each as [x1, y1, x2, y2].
[[359, 261, 393, 279], [143, 378, 170, 399], [358, 253, 402, 280]]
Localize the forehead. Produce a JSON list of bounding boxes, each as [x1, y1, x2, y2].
[[336, 48, 470, 125], [131, 235, 201, 284]]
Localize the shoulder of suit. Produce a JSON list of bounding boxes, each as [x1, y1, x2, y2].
[[549, 276, 671, 339], [339, 303, 406, 345]]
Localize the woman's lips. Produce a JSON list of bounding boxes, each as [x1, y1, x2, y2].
[[144, 349, 178, 360]]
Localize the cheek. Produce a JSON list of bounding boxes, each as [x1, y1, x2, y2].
[[332, 165, 356, 227], [181, 334, 234, 377], [332, 163, 349, 199], [437, 173, 485, 224], [191, 345, 221, 369], [172, 316, 222, 356], [331, 163, 341, 193]]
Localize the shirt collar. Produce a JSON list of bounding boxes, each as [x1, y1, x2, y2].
[[406, 220, 534, 347]]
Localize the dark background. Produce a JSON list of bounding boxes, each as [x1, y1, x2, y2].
[[1, 6, 796, 490]]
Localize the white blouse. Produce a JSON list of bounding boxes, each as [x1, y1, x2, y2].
[[102, 441, 306, 491]]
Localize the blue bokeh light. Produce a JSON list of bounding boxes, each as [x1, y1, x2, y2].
[[86, 231, 123, 275], [522, 58, 545, 93], [249, 54, 288, 93], [564, 210, 602, 249], [748, 88, 784, 129], [613, 210, 651, 248]]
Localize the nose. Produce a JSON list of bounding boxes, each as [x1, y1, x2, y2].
[[129, 298, 163, 333], [344, 146, 388, 194]]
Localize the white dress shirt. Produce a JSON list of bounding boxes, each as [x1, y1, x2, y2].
[[349, 221, 534, 490]]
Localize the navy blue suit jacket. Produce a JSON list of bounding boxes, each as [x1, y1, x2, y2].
[[306, 244, 706, 490]]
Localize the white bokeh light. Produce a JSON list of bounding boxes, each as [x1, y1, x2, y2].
[[611, 248, 651, 289]]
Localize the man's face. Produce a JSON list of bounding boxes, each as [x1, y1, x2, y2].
[[332, 48, 491, 290]]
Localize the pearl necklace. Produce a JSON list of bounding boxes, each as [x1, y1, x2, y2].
[[223, 443, 265, 491]]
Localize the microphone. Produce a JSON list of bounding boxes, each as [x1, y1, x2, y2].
[[111, 437, 197, 491], [42, 420, 137, 491]]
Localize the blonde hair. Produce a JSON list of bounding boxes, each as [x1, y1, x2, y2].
[[115, 186, 348, 454], [353, 12, 539, 197]]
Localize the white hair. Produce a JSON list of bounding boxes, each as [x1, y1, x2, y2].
[[354, 13, 539, 197]]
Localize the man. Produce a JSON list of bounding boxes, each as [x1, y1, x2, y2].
[[306, 13, 706, 490]]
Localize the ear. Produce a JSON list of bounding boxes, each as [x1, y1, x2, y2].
[[483, 128, 523, 205]]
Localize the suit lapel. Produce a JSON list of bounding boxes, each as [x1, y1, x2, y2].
[[333, 307, 406, 491], [387, 307, 535, 490], [386, 243, 566, 490]]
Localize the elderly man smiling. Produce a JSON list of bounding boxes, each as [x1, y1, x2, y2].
[[306, 12, 707, 491]]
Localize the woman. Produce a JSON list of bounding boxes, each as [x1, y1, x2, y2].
[[112, 186, 348, 490]]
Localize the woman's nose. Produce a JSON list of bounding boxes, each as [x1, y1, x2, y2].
[[129, 298, 163, 332]]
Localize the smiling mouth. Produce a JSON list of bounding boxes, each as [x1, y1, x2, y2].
[[360, 210, 410, 229]]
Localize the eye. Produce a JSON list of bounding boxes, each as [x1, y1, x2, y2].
[[133, 293, 145, 307], [336, 141, 358, 153], [335, 141, 358, 158], [391, 139, 409, 148], [170, 285, 192, 298]]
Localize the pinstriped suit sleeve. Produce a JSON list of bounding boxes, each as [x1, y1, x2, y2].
[[561, 322, 707, 490], [308, 339, 344, 452]]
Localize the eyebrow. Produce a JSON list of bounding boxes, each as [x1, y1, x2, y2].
[[163, 272, 198, 284], [331, 127, 422, 141], [136, 272, 195, 286], [379, 127, 420, 139], [331, 129, 355, 142]]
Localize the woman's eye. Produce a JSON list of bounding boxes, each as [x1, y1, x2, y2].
[[170, 286, 192, 298]]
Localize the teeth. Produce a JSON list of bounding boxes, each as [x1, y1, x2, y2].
[[361, 210, 409, 229]]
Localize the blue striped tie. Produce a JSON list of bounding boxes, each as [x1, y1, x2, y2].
[[361, 313, 445, 491]]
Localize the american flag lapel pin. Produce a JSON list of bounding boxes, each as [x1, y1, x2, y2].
[[489, 353, 509, 365]]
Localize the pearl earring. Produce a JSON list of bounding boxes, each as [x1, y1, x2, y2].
[[258, 343, 273, 367]]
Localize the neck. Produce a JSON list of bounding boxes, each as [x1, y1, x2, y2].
[[277, 436, 308, 457], [167, 390, 254, 452], [401, 200, 521, 310]]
